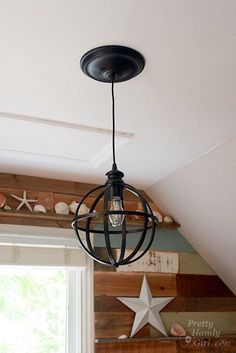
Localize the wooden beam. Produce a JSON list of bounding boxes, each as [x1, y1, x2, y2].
[[95, 341, 177, 353], [95, 312, 150, 338], [94, 296, 236, 313], [96, 312, 236, 339], [0, 172, 180, 229], [96, 341, 177, 353], [0, 173, 100, 196], [176, 274, 234, 297], [94, 271, 177, 297], [0, 210, 180, 230], [176, 337, 236, 352], [0, 172, 153, 201]]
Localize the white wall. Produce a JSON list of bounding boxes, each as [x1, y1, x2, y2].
[[148, 137, 236, 294]]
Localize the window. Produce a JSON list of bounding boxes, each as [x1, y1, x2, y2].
[[0, 225, 94, 353], [0, 267, 67, 353]]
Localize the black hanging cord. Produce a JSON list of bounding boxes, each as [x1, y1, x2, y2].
[[111, 78, 117, 170]]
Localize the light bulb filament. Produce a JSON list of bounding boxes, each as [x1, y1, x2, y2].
[[109, 196, 125, 227]]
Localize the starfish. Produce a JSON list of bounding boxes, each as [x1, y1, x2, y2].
[[117, 276, 174, 337], [11, 191, 37, 212]]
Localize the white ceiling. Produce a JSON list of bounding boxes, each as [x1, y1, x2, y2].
[[0, 0, 235, 188], [148, 137, 236, 293]]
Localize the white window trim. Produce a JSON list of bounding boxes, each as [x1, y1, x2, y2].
[[0, 224, 79, 247], [0, 244, 87, 267], [0, 224, 94, 353], [81, 259, 94, 353]]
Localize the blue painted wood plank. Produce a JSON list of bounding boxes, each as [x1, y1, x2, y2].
[[94, 229, 195, 252]]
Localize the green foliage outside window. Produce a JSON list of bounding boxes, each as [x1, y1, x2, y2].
[[0, 268, 67, 353]]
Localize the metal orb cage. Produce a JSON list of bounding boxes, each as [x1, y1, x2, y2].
[[72, 167, 158, 267], [72, 45, 158, 267]]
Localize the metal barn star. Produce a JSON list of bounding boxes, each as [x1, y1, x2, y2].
[[117, 276, 174, 337], [11, 190, 37, 212]]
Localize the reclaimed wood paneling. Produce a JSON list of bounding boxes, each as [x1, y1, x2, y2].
[[95, 248, 208, 273], [184, 297, 236, 312], [0, 173, 180, 229], [0, 173, 152, 202], [176, 340, 220, 352], [54, 192, 150, 214], [0, 188, 54, 211], [176, 337, 236, 352], [95, 270, 236, 348], [96, 338, 236, 353], [0, 173, 97, 195], [150, 312, 236, 337], [0, 215, 69, 228], [96, 311, 236, 339], [96, 341, 177, 353], [179, 252, 215, 275], [95, 312, 149, 338], [94, 271, 177, 297], [177, 274, 234, 297], [95, 272, 234, 298], [94, 296, 236, 313]]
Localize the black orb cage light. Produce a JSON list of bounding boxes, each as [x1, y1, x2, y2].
[[72, 45, 158, 267]]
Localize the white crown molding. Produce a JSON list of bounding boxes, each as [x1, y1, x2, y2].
[[0, 111, 134, 138]]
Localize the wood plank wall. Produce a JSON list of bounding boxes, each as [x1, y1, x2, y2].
[[96, 338, 236, 353], [96, 341, 177, 353], [0, 173, 235, 353], [0, 173, 179, 229], [94, 264, 236, 352]]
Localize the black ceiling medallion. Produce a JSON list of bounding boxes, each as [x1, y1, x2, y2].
[[80, 45, 145, 83], [72, 45, 158, 267]]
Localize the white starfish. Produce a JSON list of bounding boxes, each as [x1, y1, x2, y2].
[[117, 275, 175, 337], [11, 191, 37, 212]]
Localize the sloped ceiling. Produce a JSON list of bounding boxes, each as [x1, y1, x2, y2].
[[0, 1, 235, 290], [148, 137, 236, 293]]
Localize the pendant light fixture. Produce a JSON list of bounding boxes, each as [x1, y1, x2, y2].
[[72, 45, 158, 267]]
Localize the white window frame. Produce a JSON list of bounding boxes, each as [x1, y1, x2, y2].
[[0, 224, 94, 353], [67, 263, 94, 353]]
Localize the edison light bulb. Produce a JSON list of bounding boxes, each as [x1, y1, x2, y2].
[[109, 196, 125, 227]]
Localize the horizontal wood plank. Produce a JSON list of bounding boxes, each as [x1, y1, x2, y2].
[[94, 297, 183, 313], [96, 341, 177, 353], [0, 210, 179, 230], [150, 312, 236, 337], [177, 274, 234, 297], [54, 193, 147, 212], [94, 271, 177, 297], [176, 337, 236, 352], [96, 312, 236, 339], [0, 188, 54, 211], [179, 252, 215, 275], [0, 173, 97, 195], [177, 340, 220, 352], [0, 173, 180, 229], [95, 312, 149, 338], [0, 173, 151, 201], [96, 337, 236, 353], [0, 216, 69, 228], [94, 296, 236, 313], [0, 210, 72, 228]]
